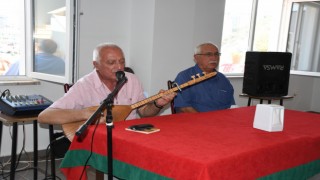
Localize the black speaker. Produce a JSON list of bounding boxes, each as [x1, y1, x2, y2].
[[242, 51, 292, 97]]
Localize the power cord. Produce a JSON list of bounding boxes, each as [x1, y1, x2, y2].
[[78, 119, 100, 180], [42, 134, 65, 180], [0, 122, 64, 180], [0, 89, 10, 98], [0, 123, 31, 179]]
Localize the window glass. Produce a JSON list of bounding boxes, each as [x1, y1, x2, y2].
[[221, 0, 320, 76], [0, 0, 74, 83], [0, 0, 25, 76], [287, 1, 320, 72], [33, 0, 66, 76], [253, 0, 283, 51], [220, 0, 283, 74], [219, 0, 253, 74]]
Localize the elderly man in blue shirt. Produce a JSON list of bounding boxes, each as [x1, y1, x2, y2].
[[174, 42, 235, 113]]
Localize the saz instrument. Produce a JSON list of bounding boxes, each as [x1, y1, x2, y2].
[[62, 71, 217, 140]]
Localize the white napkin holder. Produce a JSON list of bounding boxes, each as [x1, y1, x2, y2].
[[253, 104, 284, 132]]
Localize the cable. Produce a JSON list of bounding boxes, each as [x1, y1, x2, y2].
[[0, 156, 11, 177], [0, 89, 10, 98], [0, 167, 35, 179], [0, 123, 31, 179], [78, 119, 100, 180], [16, 124, 30, 168], [42, 134, 65, 180]]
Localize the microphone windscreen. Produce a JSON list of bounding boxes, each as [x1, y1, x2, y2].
[[116, 71, 125, 81]]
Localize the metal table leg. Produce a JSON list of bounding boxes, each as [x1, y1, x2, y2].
[[0, 121, 2, 154], [10, 122, 18, 180], [49, 124, 56, 179], [247, 97, 252, 106], [33, 120, 38, 179]]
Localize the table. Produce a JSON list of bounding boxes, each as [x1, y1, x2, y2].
[[60, 107, 320, 180], [239, 93, 294, 106], [0, 112, 38, 180]]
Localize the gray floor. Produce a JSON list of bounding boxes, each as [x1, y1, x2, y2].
[[0, 150, 98, 180], [311, 174, 320, 180]]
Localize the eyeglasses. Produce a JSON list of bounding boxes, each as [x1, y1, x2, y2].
[[196, 52, 221, 57]]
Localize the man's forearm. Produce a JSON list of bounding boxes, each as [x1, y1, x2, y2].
[[38, 108, 91, 125], [138, 101, 162, 117]]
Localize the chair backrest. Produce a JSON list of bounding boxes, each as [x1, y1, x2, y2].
[[167, 80, 176, 114], [64, 83, 73, 93], [124, 66, 134, 74]]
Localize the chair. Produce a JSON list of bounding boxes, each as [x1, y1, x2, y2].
[[56, 83, 104, 179], [124, 66, 134, 74], [167, 80, 176, 114], [64, 83, 73, 92], [48, 83, 73, 179]]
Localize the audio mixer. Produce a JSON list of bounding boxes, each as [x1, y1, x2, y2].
[[0, 94, 53, 116]]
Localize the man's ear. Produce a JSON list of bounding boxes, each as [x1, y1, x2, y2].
[[193, 55, 198, 63], [93, 61, 98, 70]]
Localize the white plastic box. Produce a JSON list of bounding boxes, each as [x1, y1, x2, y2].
[[253, 104, 284, 132]]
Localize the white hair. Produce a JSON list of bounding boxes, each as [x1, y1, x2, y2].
[[92, 42, 122, 61], [194, 42, 219, 54]]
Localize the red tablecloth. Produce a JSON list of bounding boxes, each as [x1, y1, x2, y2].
[[60, 106, 320, 180]]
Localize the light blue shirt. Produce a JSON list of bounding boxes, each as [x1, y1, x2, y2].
[[35, 53, 65, 76], [4, 60, 20, 75], [4, 53, 65, 76]]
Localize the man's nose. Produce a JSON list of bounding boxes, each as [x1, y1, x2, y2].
[[115, 62, 124, 70]]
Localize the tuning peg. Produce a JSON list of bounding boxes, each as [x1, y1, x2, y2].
[[196, 73, 201, 78], [191, 75, 195, 80], [202, 72, 206, 75]]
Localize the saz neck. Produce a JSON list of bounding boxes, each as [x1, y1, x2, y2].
[[130, 71, 217, 109]]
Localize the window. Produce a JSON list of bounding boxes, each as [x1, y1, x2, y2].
[[219, 0, 320, 76], [219, 0, 253, 74], [0, 0, 25, 76], [0, 0, 75, 83], [220, 0, 284, 75], [286, 1, 320, 73]]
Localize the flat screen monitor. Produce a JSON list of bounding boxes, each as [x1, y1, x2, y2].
[[242, 51, 292, 97]]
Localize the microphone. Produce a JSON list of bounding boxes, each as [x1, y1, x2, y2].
[[116, 71, 125, 82]]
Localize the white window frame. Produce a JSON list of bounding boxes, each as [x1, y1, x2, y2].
[[28, 0, 74, 84]]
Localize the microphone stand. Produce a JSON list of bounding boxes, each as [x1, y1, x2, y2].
[[75, 76, 127, 180], [104, 77, 127, 180]]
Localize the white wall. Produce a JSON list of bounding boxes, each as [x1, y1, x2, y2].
[[76, 0, 132, 79], [1, 0, 319, 157], [150, 0, 197, 95], [311, 78, 320, 112], [129, 0, 155, 96]]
